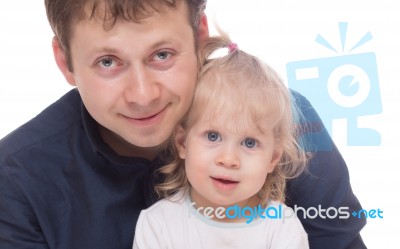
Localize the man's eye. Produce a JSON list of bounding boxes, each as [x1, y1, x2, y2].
[[99, 57, 115, 68], [154, 51, 170, 61], [242, 138, 257, 148], [207, 131, 220, 142]]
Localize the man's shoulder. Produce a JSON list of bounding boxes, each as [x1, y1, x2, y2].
[[0, 89, 82, 163]]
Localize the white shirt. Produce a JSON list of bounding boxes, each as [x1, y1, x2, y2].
[[133, 192, 309, 249]]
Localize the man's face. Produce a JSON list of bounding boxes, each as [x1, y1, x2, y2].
[[64, 3, 198, 156]]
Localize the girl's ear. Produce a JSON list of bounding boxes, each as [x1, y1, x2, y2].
[[174, 125, 187, 159], [268, 146, 284, 173], [52, 37, 76, 86]]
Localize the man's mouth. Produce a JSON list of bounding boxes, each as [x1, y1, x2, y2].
[[123, 105, 168, 123], [135, 112, 160, 121]]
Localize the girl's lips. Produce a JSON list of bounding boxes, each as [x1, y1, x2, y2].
[[210, 176, 239, 190], [211, 177, 239, 184]]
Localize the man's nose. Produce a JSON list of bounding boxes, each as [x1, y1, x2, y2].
[[124, 63, 161, 107]]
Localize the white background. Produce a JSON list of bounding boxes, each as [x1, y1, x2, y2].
[[1, 1, 399, 248]]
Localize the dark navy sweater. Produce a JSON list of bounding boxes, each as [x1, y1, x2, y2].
[[0, 89, 366, 249]]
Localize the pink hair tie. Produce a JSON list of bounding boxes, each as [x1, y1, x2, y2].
[[228, 42, 238, 53]]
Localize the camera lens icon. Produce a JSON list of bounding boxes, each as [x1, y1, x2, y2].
[[327, 64, 371, 108], [286, 52, 382, 147]]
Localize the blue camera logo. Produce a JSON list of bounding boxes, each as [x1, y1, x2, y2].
[[287, 22, 381, 148]]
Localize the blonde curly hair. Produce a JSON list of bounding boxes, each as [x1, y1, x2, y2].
[[156, 31, 309, 205]]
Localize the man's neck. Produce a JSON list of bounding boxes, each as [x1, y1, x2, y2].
[[98, 125, 162, 161]]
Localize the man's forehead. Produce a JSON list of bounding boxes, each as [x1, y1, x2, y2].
[[67, 2, 195, 65], [69, 1, 190, 42], [79, 0, 183, 27]]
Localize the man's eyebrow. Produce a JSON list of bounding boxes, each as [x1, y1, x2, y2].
[[148, 39, 178, 50], [91, 39, 175, 54], [91, 46, 121, 54], [85, 39, 180, 61], [84, 46, 121, 62]]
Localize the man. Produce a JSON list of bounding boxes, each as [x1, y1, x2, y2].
[[0, 0, 366, 248]]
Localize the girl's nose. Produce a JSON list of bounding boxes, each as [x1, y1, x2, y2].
[[215, 145, 240, 169]]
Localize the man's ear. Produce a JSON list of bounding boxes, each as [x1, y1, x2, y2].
[[52, 37, 76, 86], [174, 125, 187, 159], [197, 14, 209, 43]]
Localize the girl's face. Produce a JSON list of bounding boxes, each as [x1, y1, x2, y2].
[[175, 113, 283, 211]]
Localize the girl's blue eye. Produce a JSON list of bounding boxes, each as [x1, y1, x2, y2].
[[207, 131, 220, 142], [242, 138, 257, 148]]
